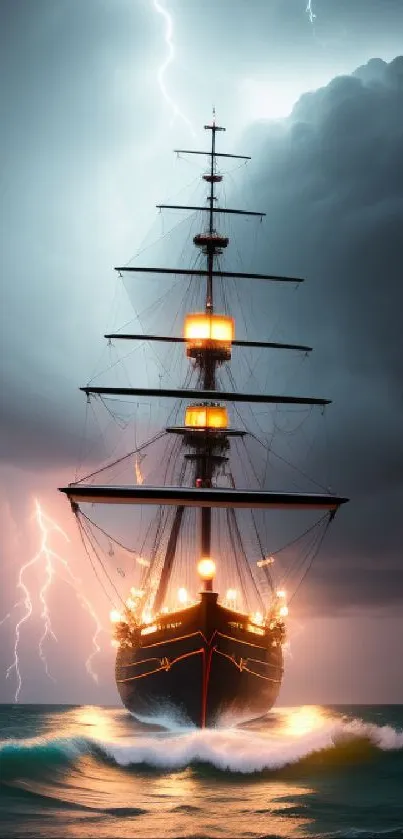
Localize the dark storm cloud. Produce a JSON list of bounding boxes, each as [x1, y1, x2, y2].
[[237, 56, 403, 607], [295, 565, 403, 616], [1, 0, 402, 467], [0, 0, 158, 467], [1, 0, 402, 605]]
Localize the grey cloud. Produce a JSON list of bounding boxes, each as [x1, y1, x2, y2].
[[294, 565, 403, 616], [235, 56, 403, 606]]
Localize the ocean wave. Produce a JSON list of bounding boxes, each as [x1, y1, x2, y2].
[[1, 712, 402, 779], [0, 735, 96, 779]]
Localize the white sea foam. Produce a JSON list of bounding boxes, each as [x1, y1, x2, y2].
[[98, 708, 403, 773], [335, 718, 403, 751], [101, 725, 331, 772], [2, 708, 402, 775]]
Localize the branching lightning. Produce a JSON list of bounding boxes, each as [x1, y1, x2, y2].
[[2, 500, 102, 701], [151, 0, 195, 136], [306, 1, 316, 25]]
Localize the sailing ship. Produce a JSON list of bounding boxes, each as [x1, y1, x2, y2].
[[60, 117, 347, 727]]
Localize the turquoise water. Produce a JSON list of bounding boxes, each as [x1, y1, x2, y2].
[[0, 704, 402, 838]]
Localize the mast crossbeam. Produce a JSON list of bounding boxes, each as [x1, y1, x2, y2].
[[104, 333, 312, 352], [157, 204, 265, 217], [174, 149, 251, 160], [114, 266, 304, 283], [81, 386, 330, 406], [60, 485, 348, 510]]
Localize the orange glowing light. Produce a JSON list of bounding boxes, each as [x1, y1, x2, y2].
[[141, 624, 158, 635], [283, 706, 325, 737], [185, 404, 228, 429], [197, 557, 216, 580], [184, 313, 234, 343], [135, 455, 144, 485], [251, 611, 264, 626], [184, 313, 234, 360]]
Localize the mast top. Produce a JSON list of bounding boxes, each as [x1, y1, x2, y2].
[[204, 111, 225, 133]]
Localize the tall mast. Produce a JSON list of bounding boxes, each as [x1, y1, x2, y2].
[[206, 109, 224, 315], [199, 112, 226, 557], [203, 112, 225, 390]]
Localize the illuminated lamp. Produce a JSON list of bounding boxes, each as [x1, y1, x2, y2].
[[184, 313, 234, 360], [252, 611, 264, 626], [257, 556, 275, 568], [197, 557, 216, 592], [279, 605, 289, 618], [185, 404, 228, 430], [110, 610, 123, 623], [177, 587, 188, 605], [184, 313, 234, 343]]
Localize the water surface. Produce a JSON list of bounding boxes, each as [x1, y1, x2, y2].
[[1, 704, 402, 838]]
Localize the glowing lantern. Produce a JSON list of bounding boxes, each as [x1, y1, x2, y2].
[[185, 404, 228, 429], [252, 611, 264, 626], [279, 605, 289, 618], [110, 610, 123, 624], [177, 587, 188, 605], [257, 556, 275, 567], [184, 313, 234, 359], [197, 557, 216, 581]]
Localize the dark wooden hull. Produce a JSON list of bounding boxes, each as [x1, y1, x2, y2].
[[115, 592, 283, 727]]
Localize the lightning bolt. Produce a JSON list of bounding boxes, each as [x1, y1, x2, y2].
[[2, 500, 102, 702], [151, 0, 196, 136], [135, 455, 144, 485], [306, 0, 316, 25], [0, 613, 11, 627]]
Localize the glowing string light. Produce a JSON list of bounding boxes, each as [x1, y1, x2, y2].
[[2, 500, 102, 701], [151, 0, 196, 136]]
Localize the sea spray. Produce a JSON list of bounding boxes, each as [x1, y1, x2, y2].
[[2, 707, 402, 778]]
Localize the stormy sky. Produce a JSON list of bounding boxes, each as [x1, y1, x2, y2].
[[1, 0, 403, 705]]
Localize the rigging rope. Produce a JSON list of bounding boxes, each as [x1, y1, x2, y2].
[[76, 514, 122, 609], [289, 513, 335, 603], [249, 432, 329, 493], [75, 430, 168, 485]]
